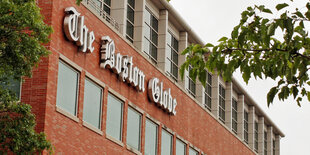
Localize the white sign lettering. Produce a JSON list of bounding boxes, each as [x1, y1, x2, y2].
[[63, 7, 178, 116], [100, 36, 145, 92], [64, 7, 95, 53], [148, 78, 177, 115]]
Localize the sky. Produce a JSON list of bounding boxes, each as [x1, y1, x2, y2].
[[170, 0, 310, 154]]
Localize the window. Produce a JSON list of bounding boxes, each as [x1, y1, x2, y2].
[[161, 129, 172, 155], [176, 139, 186, 155], [219, 84, 225, 123], [106, 93, 123, 141], [126, 0, 135, 42], [83, 78, 103, 129], [56, 61, 79, 116], [103, 0, 111, 15], [254, 121, 259, 152], [145, 119, 158, 155], [166, 32, 179, 80], [244, 110, 249, 143], [264, 131, 267, 155], [189, 147, 198, 155], [232, 98, 238, 134], [187, 66, 196, 97], [126, 107, 141, 151], [143, 8, 158, 62], [0, 78, 21, 100], [204, 72, 212, 110], [89, 0, 111, 15], [273, 139, 276, 155]]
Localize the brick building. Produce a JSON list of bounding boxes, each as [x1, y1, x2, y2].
[[16, 0, 285, 154]]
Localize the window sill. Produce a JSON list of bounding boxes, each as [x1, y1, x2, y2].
[[126, 144, 142, 155], [82, 121, 103, 135], [56, 106, 79, 122], [106, 134, 124, 147]]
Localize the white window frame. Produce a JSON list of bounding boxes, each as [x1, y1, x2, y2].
[[126, 0, 135, 42], [143, 7, 159, 63], [56, 60, 80, 116], [219, 84, 225, 123], [232, 98, 238, 134], [83, 77, 103, 129], [204, 72, 212, 111], [166, 31, 179, 81]]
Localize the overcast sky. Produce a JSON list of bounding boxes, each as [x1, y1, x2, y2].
[[170, 0, 310, 154]]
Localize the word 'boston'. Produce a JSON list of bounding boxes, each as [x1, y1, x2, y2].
[[100, 36, 145, 92]]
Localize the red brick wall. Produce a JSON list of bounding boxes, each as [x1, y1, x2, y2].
[[21, 0, 256, 154]]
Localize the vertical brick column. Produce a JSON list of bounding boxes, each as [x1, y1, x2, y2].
[[177, 32, 188, 89], [211, 73, 219, 117], [267, 126, 273, 155], [224, 82, 232, 129], [133, 0, 145, 51], [275, 135, 280, 155], [237, 95, 244, 139], [248, 106, 255, 149], [258, 117, 265, 155], [157, 9, 168, 72], [110, 0, 126, 35]]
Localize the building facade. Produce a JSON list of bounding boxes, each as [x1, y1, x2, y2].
[[17, 0, 284, 154]]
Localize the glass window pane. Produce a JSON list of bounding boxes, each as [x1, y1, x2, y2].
[[1, 78, 21, 99], [151, 16, 158, 32], [166, 47, 172, 59], [127, 6, 134, 23], [144, 38, 150, 54], [144, 9, 151, 25], [176, 139, 186, 155], [167, 33, 172, 45], [144, 25, 151, 39], [128, 0, 135, 8], [173, 38, 179, 51], [207, 73, 212, 84], [145, 119, 158, 155], [104, 0, 111, 6], [172, 64, 178, 79], [166, 58, 171, 73], [151, 30, 158, 45], [83, 79, 102, 129], [151, 44, 157, 60], [161, 130, 172, 155], [106, 94, 123, 141], [126, 21, 134, 38], [56, 61, 79, 116], [172, 50, 178, 64], [189, 147, 198, 155], [104, 5, 111, 15], [127, 107, 141, 151]]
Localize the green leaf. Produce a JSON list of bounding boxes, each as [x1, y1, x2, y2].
[[263, 8, 273, 14], [267, 23, 276, 36], [218, 37, 228, 42], [231, 26, 239, 39], [276, 3, 289, 11], [293, 11, 304, 18], [292, 86, 298, 99], [242, 65, 251, 84], [267, 87, 279, 105], [307, 92, 310, 101], [204, 43, 214, 47], [199, 71, 207, 87]]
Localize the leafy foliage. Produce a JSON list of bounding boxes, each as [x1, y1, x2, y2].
[[180, 2, 310, 106], [0, 0, 53, 153], [0, 99, 53, 154]]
